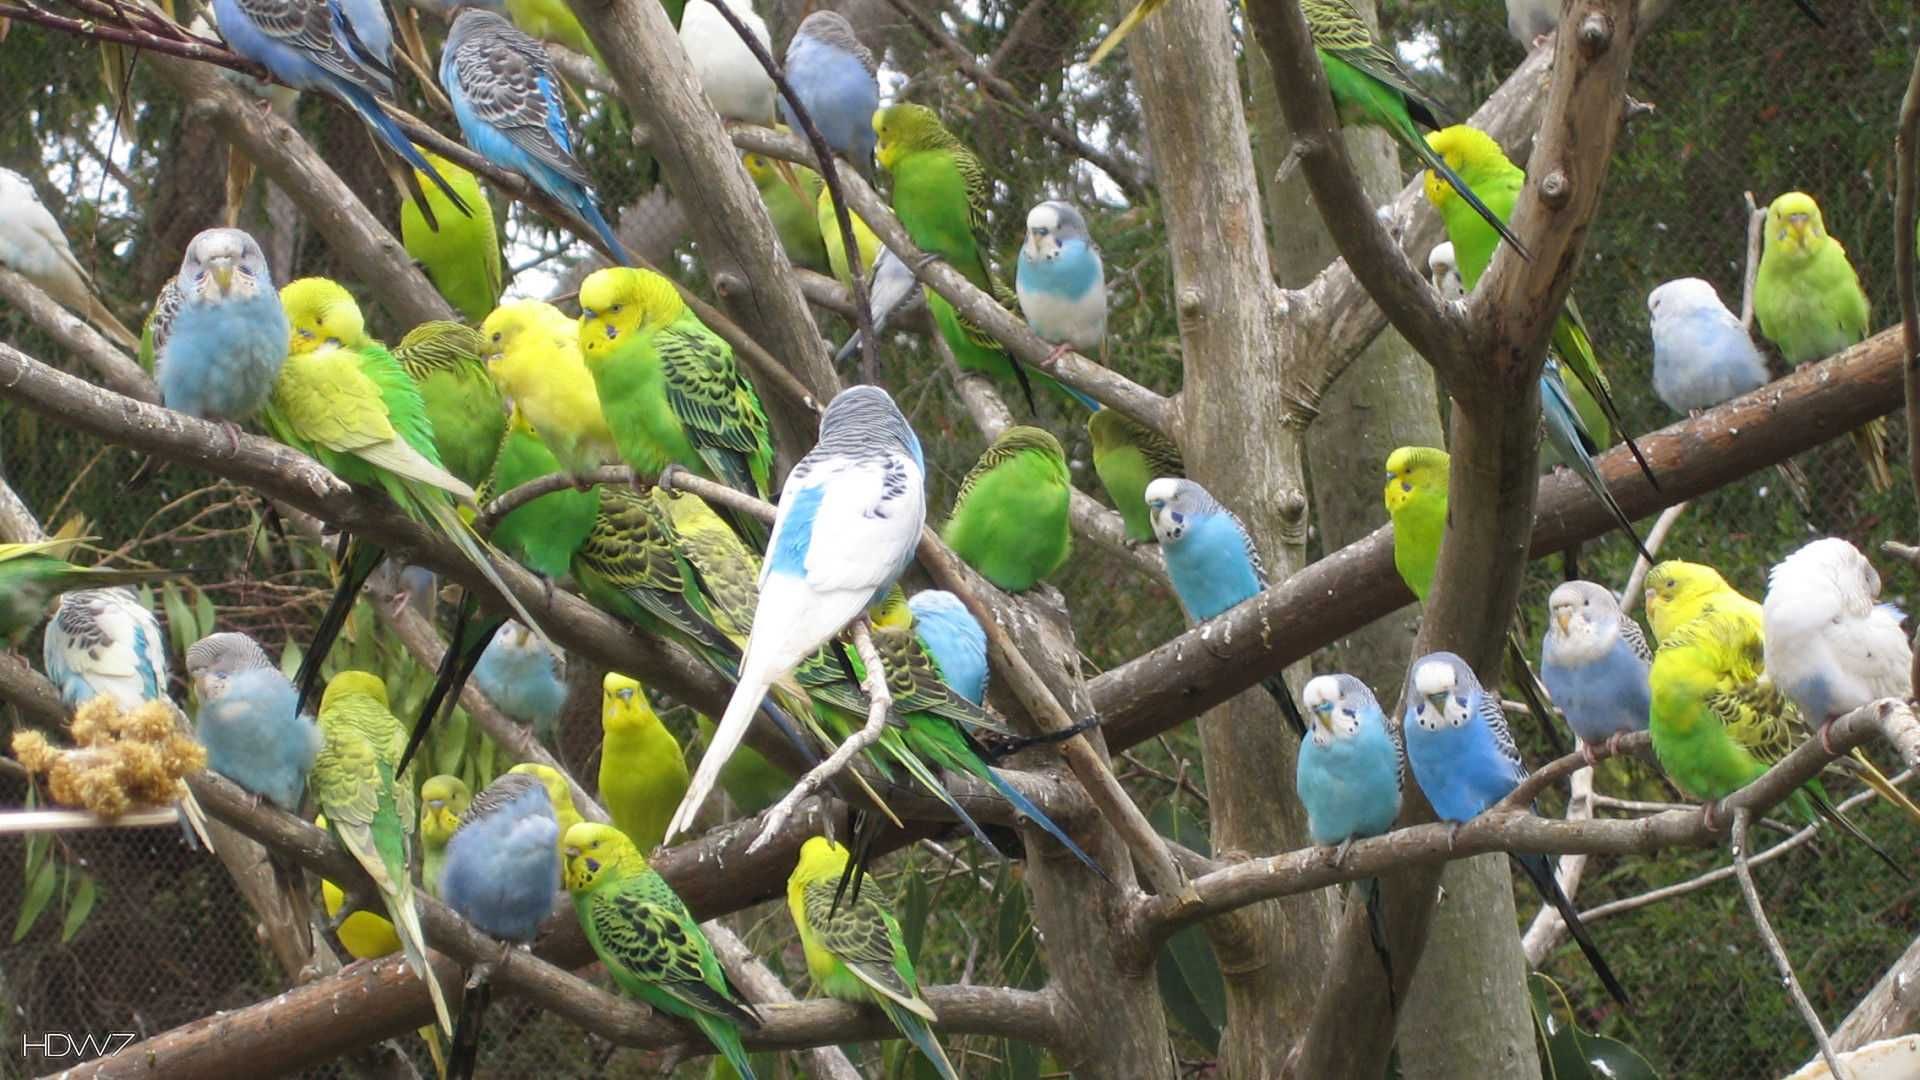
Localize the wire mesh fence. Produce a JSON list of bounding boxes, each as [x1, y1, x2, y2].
[[1, 0, 1917, 1076]]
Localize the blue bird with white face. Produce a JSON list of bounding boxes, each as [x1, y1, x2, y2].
[[908, 590, 987, 707], [1017, 200, 1106, 367], [1145, 477, 1305, 736], [471, 621, 567, 743], [1296, 674, 1402, 853], [187, 631, 321, 811], [1401, 651, 1631, 1006], [1648, 277, 1770, 415], [1540, 580, 1651, 763], [440, 8, 630, 264], [669, 385, 927, 841], [780, 11, 879, 179], [153, 228, 289, 429], [43, 587, 169, 711]]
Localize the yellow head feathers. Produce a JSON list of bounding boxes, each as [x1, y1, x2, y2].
[[419, 774, 472, 842], [561, 821, 643, 891], [320, 669, 389, 709], [1764, 191, 1832, 259], [281, 277, 368, 355], [578, 267, 684, 358], [508, 761, 580, 818], [1643, 560, 1751, 642], [873, 103, 952, 172], [1421, 125, 1506, 210], [601, 672, 656, 730], [791, 834, 851, 881], [1383, 446, 1449, 515]]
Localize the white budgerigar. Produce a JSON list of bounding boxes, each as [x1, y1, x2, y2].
[[1647, 277, 1770, 415], [679, 0, 776, 126], [0, 168, 138, 348], [42, 587, 170, 710], [665, 385, 927, 841], [1426, 241, 1465, 303], [1763, 537, 1911, 749]]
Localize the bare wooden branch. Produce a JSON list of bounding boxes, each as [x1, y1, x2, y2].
[[705, 922, 863, 1080], [1834, 929, 1920, 1052], [0, 651, 66, 727], [1741, 192, 1766, 327], [0, 471, 47, 543], [0, 267, 156, 402], [749, 618, 891, 849], [1619, 501, 1688, 614], [1896, 42, 1920, 699], [1733, 808, 1845, 1079]]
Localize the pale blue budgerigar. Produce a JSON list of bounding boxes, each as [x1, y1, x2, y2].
[[438, 770, 561, 1080], [42, 587, 169, 711], [440, 9, 630, 264], [1426, 241, 1465, 303], [1648, 277, 1770, 415], [907, 590, 987, 706], [153, 228, 289, 437], [1764, 537, 1912, 749], [187, 631, 320, 812], [667, 385, 927, 841], [471, 621, 567, 743], [1540, 357, 1652, 562], [833, 246, 921, 365], [1401, 652, 1629, 1006], [1539, 580, 1651, 763], [780, 11, 879, 179], [1016, 200, 1106, 367], [211, 0, 469, 216], [1143, 478, 1306, 737], [0, 168, 138, 348]]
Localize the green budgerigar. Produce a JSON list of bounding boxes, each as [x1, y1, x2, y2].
[[787, 836, 958, 1080], [563, 822, 762, 1077], [743, 148, 828, 273], [393, 320, 506, 491], [0, 539, 177, 647], [312, 671, 454, 1033], [941, 426, 1072, 592], [419, 773, 473, 897], [399, 150, 502, 322], [1088, 409, 1184, 543], [1752, 190, 1891, 491]]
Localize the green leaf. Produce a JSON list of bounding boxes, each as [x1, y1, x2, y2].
[[14, 858, 57, 942], [161, 582, 196, 662], [1530, 973, 1659, 1080], [60, 873, 98, 943], [901, 866, 930, 964], [193, 586, 216, 640]]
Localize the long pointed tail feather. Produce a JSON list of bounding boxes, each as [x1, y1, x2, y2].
[[1260, 672, 1308, 738], [446, 973, 491, 1080], [1504, 633, 1570, 757], [1086, 0, 1166, 67], [295, 537, 385, 718], [672, 673, 768, 840], [1512, 852, 1630, 1008], [1840, 752, 1920, 827], [1361, 877, 1397, 1013], [1807, 786, 1908, 880], [344, 84, 471, 219], [413, 484, 551, 656], [693, 1012, 758, 1080], [389, 877, 453, 1034], [877, 997, 958, 1080], [398, 598, 504, 775], [1850, 419, 1893, 493]]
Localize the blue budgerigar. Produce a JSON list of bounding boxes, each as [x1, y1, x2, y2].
[[439, 770, 561, 1079], [1647, 277, 1771, 415], [152, 228, 289, 434], [1016, 200, 1106, 367], [1401, 652, 1629, 1006], [43, 588, 169, 711], [440, 9, 630, 264], [1297, 674, 1402, 853], [471, 621, 567, 743], [1540, 357, 1651, 562], [780, 11, 879, 179], [211, 0, 468, 215], [1539, 580, 1651, 763], [668, 385, 927, 841], [833, 246, 921, 365], [187, 631, 320, 812], [908, 590, 988, 707], [1144, 478, 1306, 737]]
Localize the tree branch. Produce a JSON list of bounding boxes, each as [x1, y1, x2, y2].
[[1833, 926, 1920, 1052], [0, 267, 156, 402], [1732, 808, 1843, 1079], [0, 651, 65, 727], [1896, 40, 1920, 698], [749, 617, 891, 849]]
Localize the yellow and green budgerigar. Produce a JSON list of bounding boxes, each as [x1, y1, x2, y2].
[[419, 773, 474, 897], [399, 150, 502, 322], [392, 320, 506, 491], [1088, 409, 1184, 543], [311, 671, 453, 1034], [941, 426, 1072, 593], [742, 148, 828, 274], [599, 672, 689, 852], [563, 822, 762, 1077], [787, 836, 958, 1080], [576, 267, 775, 542], [1421, 126, 1657, 492], [1752, 191, 1891, 491], [873, 103, 1097, 412], [1648, 608, 1903, 873], [481, 299, 622, 481], [817, 182, 881, 290]]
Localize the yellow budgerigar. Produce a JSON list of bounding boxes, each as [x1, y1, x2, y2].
[[399, 150, 502, 322], [481, 300, 621, 479], [599, 673, 689, 852]]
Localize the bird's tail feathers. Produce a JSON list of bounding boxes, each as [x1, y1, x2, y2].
[[879, 732, 998, 853], [344, 86, 472, 220], [1807, 786, 1908, 880], [1260, 672, 1308, 738], [446, 972, 491, 1080], [1360, 877, 1397, 1013], [1086, 0, 1165, 67], [414, 485, 551, 659], [693, 1011, 758, 1080], [978, 758, 1106, 881], [1850, 419, 1894, 493], [575, 197, 632, 268], [399, 598, 504, 775], [1504, 634, 1570, 758], [671, 673, 769, 841], [876, 997, 958, 1080], [78, 288, 139, 351], [294, 537, 385, 717], [1840, 751, 1920, 828], [1512, 852, 1630, 1008]]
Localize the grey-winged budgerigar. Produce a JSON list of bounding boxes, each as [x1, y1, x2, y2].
[[188, 631, 320, 812], [43, 588, 169, 711], [1540, 581, 1651, 764], [152, 228, 289, 438], [781, 11, 879, 179]]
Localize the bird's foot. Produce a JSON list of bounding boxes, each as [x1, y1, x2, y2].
[[221, 420, 244, 456], [656, 464, 684, 494], [1530, 32, 1552, 50], [911, 250, 943, 273], [1579, 740, 1599, 767], [1037, 343, 1074, 370], [572, 472, 594, 492], [1332, 838, 1354, 869], [1818, 718, 1839, 756], [1445, 823, 1463, 852], [1701, 801, 1722, 832]]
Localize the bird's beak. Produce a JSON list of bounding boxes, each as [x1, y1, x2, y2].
[[1785, 213, 1811, 243], [210, 257, 235, 294], [1313, 707, 1334, 734], [1553, 610, 1570, 635]]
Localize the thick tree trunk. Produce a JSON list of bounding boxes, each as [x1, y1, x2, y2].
[[1129, 3, 1333, 1073]]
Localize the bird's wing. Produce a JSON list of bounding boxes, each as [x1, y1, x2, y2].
[[801, 876, 930, 1016], [228, 0, 389, 98], [277, 349, 403, 456], [447, 29, 590, 186], [146, 278, 184, 366], [655, 324, 768, 463], [1304, 0, 1449, 125], [1617, 615, 1654, 665], [788, 454, 923, 595], [592, 882, 748, 1020], [1476, 687, 1527, 779]]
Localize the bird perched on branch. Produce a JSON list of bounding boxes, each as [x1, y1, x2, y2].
[[0, 167, 137, 348], [1089, 410, 1182, 544], [471, 621, 567, 743], [942, 427, 1073, 593], [419, 773, 473, 896], [781, 11, 879, 180], [398, 154, 501, 323], [667, 385, 926, 842], [393, 320, 505, 491], [1647, 277, 1769, 415], [0, 540, 176, 649], [151, 228, 289, 436], [43, 588, 168, 711], [188, 632, 319, 812], [599, 673, 688, 853], [1540, 581, 1651, 764], [481, 300, 621, 480], [1144, 478, 1307, 737], [1016, 200, 1107, 369], [1297, 673, 1402, 993], [679, 0, 776, 126], [1764, 538, 1913, 752]]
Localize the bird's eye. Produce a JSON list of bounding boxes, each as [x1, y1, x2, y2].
[[297, 328, 314, 339], [491, 332, 503, 343], [609, 303, 622, 314]]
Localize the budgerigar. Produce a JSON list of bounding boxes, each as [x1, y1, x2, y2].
[[1753, 191, 1890, 491], [1648, 277, 1770, 415], [578, 267, 775, 541], [152, 228, 289, 432], [1423, 125, 1657, 490], [942, 427, 1072, 593], [1016, 200, 1106, 367], [471, 621, 567, 742], [564, 822, 762, 1077], [43, 587, 168, 710], [311, 671, 453, 1032], [1540, 581, 1651, 763], [668, 385, 926, 841], [781, 11, 879, 179], [188, 631, 320, 811], [787, 836, 958, 1080], [393, 320, 506, 490], [1764, 538, 1913, 749], [0, 540, 175, 649], [399, 152, 502, 323], [817, 183, 882, 290], [509, 762, 585, 848], [743, 148, 828, 273], [1401, 653, 1629, 1005], [440, 9, 630, 264], [1503, 0, 1557, 46], [907, 591, 988, 706], [1643, 559, 1762, 644], [439, 771, 561, 1080], [1540, 357, 1653, 561], [0, 168, 137, 347], [420, 773, 473, 896], [832, 246, 921, 365], [1089, 410, 1182, 543], [679, 0, 775, 126], [481, 300, 621, 479], [600, 673, 689, 852], [1144, 478, 1307, 736], [874, 104, 1097, 412], [1426, 241, 1465, 302], [1649, 608, 1907, 867], [213, 0, 468, 218]]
